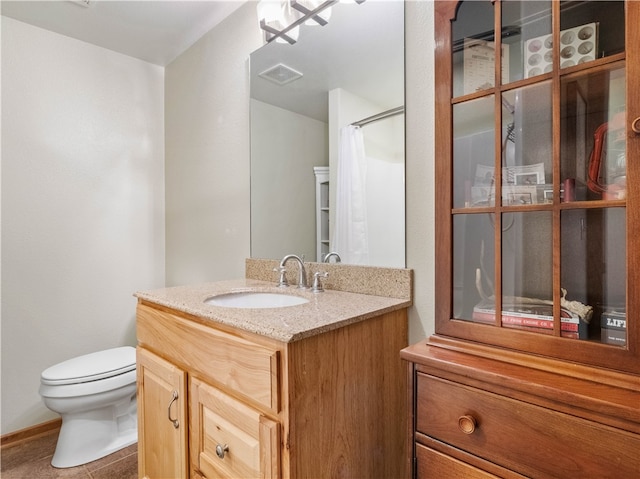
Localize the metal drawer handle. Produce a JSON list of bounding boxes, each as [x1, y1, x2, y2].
[[215, 444, 229, 459], [167, 390, 179, 429], [632, 117, 640, 134], [458, 415, 477, 434]]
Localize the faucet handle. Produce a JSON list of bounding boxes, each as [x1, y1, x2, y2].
[[311, 272, 329, 293], [273, 267, 289, 287]]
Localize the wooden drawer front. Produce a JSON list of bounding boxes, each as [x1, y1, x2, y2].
[[137, 303, 279, 412], [416, 374, 640, 479], [416, 443, 499, 479], [190, 377, 280, 479]]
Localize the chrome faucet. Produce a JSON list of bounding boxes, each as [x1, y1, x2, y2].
[[323, 252, 341, 263], [279, 254, 308, 289]]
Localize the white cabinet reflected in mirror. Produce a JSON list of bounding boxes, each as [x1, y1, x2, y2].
[[250, 0, 405, 267]]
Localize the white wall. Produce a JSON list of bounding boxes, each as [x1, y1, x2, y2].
[[164, 1, 262, 287], [1, 17, 166, 434], [250, 99, 328, 262]]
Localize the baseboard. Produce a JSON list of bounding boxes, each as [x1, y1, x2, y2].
[[0, 418, 61, 449]]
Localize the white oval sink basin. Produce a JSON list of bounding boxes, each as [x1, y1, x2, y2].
[[204, 291, 309, 309]]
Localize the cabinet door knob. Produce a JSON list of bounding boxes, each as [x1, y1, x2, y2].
[[632, 117, 640, 134], [215, 444, 229, 459], [458, 415, 477, 434], [167, 390, 179, 429]]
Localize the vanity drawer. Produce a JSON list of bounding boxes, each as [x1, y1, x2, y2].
[[416, 443, 500, 479], [190, 377, 280, 479], [416, 374, 640, 478], [137, 303, 279, 412]]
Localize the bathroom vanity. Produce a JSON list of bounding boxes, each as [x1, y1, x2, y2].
[[135, 261, 412, 479]]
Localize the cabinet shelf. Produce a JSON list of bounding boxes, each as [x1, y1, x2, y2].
[[453, 198, 626, 215]]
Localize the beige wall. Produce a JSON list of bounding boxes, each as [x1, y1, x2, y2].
[[405, 0, 436, 342], [1, 17, 166, 434], [164, 1, 262, 287]]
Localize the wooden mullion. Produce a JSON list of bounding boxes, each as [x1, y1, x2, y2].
[[552, 0, 562, 336], [494, 0, 503, 327]]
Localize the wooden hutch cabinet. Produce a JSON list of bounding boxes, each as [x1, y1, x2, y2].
[[402, 1, 640, 477]]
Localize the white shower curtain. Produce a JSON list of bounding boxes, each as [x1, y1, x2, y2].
[[332, 125, 369, 264]]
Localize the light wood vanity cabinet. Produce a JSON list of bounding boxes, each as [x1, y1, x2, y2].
[[402, 1, 640, 477], [137, 347, 188, 479], [190, 377, 280, 479], [136, 299, 408, 479]]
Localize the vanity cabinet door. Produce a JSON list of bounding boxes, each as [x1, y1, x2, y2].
[[190, 377, 280, 479], [137, 347, 188, 479]]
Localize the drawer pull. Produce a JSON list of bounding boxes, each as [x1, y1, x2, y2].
[[458, 415, 477, 434], [215, 443, 229, 459], [633, 116, 640, 134], [167, 390, 179, 429]]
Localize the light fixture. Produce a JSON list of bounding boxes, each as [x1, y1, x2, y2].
[[258, 0, 365, 45], [257, 0, 301, 44], [293, 0, 332, 26]]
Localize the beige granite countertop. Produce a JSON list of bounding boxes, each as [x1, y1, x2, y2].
[[135, 278, 412, 343]]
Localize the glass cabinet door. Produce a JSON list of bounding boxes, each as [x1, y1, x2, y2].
[[438, 0, 637, 371]]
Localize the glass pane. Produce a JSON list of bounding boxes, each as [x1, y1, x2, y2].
[[454, 96, 495, 209], [560, 1, 625, 68], [501, 82, 552, 206], [561, 208, 626, 346], [452, 1, 496, 97], [454, 214, 495, 322], [561, 65, 626, 201], [501, 212, 554, 334], [502, 0, 552, 82]]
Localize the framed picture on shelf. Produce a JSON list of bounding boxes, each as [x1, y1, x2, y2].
[[514, 172, 542, 185], [503, 185, 537, 205]]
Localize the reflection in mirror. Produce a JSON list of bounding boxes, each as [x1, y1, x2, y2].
[[250, 0, 405, 267]]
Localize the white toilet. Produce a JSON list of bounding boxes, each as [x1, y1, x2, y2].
[[39, 346, 138, 468]]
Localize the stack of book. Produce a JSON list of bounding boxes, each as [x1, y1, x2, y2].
[[472, 299, 588, 339]]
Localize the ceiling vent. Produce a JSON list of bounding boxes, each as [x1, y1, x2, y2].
[[259, 63, 303, 86]]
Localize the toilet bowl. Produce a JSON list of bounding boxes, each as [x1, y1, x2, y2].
[[39, 346, 138, 468]]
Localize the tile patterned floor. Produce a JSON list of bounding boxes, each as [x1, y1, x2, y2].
[[1, 429, 137, 479]]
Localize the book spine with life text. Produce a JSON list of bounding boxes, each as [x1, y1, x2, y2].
[[600, 311, 626, 346]]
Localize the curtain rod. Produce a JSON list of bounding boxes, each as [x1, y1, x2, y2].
[[352, 106, 404, 128]]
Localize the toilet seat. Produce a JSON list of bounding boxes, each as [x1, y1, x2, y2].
[[41, 346, 136, 386]]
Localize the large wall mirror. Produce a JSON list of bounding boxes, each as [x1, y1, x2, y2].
[[250, 0, 405, 267]]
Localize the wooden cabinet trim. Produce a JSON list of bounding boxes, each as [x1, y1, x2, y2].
[[137, 303, 280, 413]]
